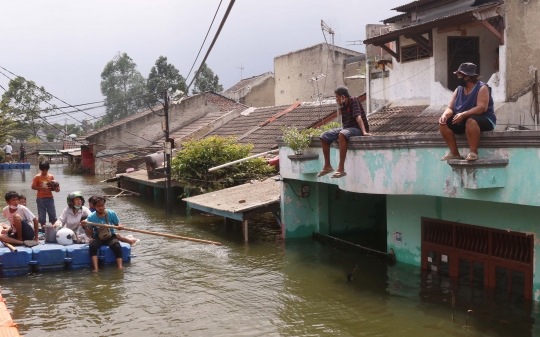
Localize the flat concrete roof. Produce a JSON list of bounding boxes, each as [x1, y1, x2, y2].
[[184, 177, 280, 220]]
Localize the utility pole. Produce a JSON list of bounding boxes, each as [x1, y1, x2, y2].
[[163, 90, 173, 213], [535, 70, 539, 130]]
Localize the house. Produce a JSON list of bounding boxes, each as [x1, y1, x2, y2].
[[363, 0, 540, 129], [77, 92, 247, 174], [278, 0, 540, 301], [274, 43, 364, 105], [221, 72, 275, 107]]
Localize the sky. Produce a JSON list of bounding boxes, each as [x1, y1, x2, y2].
[[0, 0, 405, 125]]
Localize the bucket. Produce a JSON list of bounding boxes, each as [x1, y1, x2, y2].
[[44, 225, 57, 243]]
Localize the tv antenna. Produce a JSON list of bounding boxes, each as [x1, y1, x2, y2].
[[321, 19, 337, 92], [236, 63, 244, 80]]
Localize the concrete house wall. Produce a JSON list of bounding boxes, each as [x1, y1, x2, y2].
[[505, 0, 540, 101], [87, 93, 234, 154], [242, 76, 275, 107], [274, 44, 361, 105]]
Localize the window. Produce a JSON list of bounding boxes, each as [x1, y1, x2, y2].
[[371, 71, 389, 79], [401, 44, 430, 62]]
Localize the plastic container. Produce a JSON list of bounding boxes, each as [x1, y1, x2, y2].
[[0, 164, 8, 170], [0, 247, 33, 276], [99, 242, 131, 265], [8, 164, 17, 169], [13, 163, 21, 169], [31, 244, 67, 272], [65, 244, 92, 269], [22, 163, 30, 169], [43, 225, 57, 243]]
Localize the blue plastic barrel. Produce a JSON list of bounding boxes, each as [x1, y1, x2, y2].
[[8, 163, 17, 169], [0, 163, 8, 170], [0, 246, 33, 276], [66, 244, 92, 269], [31, 244, 67, 272], [23, 163, 30, 169], [99, 242, 131, 265]]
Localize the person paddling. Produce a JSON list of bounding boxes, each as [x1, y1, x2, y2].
[[81, 196, 126, 272]]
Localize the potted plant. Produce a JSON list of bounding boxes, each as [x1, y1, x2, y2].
[[281, 126, 313, 156]]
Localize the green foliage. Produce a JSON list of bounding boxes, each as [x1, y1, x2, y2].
[[171, 136, 275, 194], [306, 122, 341, 137], [0, 110, 17, 143], [46, 133, 56, 142], [281, 126, 312, 155], [0, 77, 56, 137], [100, 52, 147, 124], [27, 136, 41, 144], [147, 56, 186, 105], [0, 149, 4, 163], [192, 63, 223, 94], [282, 122, 341, 155]]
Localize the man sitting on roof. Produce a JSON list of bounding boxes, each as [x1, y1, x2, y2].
[[439, 63, 496, 161], [317, 86, 371, 179]]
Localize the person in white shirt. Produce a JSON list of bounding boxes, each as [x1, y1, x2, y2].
[[2, 143, 12, 162], [1, 191, 40, 246], [58, 191, 91, 241]]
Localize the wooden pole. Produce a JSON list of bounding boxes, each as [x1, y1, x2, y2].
[[86, 221, 221, 246], [5, 243, 17, 252], [106, 185, 140, 196]]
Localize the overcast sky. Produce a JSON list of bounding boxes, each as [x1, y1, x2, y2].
[[1, 0, 404, 124]]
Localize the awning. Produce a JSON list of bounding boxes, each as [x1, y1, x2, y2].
[[184, 177, 280, 242]]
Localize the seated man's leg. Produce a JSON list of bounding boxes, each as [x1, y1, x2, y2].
[[89, 238, 104, 272], [319, 128, 342, 175], [334, 128, 363, 176], [108, 236, 124, 270], [440, 115, 464, 157], [465, 115, 494, 158]]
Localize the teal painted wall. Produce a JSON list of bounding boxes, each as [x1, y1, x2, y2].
[[282, 179, 386, 240], [387, 195, 540, 297], [279, 146, 540, 208]]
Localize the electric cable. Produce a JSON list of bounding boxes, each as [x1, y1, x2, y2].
[[185, 0, 224, 82], [185, 0, 236, 94]]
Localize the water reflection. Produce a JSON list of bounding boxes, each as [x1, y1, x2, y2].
[[1, 165, 539, 336]]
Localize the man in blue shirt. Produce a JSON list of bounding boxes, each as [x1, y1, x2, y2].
[[81, 196, 125, 272]]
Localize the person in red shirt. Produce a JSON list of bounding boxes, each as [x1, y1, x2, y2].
[[31, 161, 60, 228]]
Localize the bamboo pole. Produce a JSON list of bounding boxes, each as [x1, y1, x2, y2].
[[86, 222, 221, 246], [5, 242, 17, 252]]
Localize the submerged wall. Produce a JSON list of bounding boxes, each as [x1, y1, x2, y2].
[[281, 179, 386, 239], [386, 194, 540, 297]]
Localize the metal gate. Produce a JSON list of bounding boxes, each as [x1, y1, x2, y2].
[[421, 218, 533, 299]]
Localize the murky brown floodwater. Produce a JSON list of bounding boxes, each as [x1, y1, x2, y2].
[[1, 164, 539, 336]]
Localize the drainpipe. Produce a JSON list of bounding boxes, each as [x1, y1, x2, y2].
[[366, 59, 372, 114]]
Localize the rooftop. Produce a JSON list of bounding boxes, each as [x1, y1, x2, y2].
[[223, 72, 274, 93]]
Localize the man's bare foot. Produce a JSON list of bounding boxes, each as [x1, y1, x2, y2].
[[92, 269, 99, 272], [118, 267, 124, 270]]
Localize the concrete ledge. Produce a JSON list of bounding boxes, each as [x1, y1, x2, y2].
[[288, 154, 320, 174], [277, 130, 540, 150], [447, 158, 509, 168]]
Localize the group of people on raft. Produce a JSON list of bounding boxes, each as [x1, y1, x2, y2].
[[317, 62, 495, 178], [0, 161, 136, 272]]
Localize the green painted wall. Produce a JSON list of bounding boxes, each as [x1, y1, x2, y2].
[[387, 195, 540, 297], [279, 146, 540, 208], [282, 179, 386, 240]]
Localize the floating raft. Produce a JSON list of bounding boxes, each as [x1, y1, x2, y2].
[[0, 242, 132, 276], [0, 291, 21, 336], [0, 163, 30, 170]]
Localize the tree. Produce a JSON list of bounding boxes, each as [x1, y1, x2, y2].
[[147, 56, 186, 104], [0, 77, 56, 138], [0, 110, 17, 144], [192, 63, 223, 94], [100, 52, 147, 123], [171, 136, 275, 194], [46, 133, 55, 142]]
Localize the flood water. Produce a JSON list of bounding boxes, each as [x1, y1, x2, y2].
[[1, 164, 539, 336]]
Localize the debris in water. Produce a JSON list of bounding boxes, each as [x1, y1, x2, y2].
[[347, 265, 358, 282]]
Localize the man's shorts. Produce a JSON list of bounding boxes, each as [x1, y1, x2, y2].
[[320, 127, 364, 145], [7, 220, 35, 241], [446, 114, 495, 134], [36, 197, 57, 224]]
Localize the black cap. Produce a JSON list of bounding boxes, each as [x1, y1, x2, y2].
[[453, 63, 478, 77]]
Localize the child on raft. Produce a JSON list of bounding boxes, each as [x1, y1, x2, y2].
[[31, 161, 60, 229], [0, 191, 40, 247]]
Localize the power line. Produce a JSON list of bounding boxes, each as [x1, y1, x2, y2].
[[185, 0, 236, 94], [185, 0, 224, 82], [0, 67, 157, 145]]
